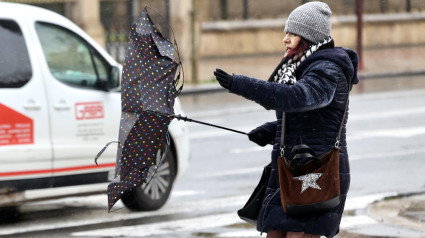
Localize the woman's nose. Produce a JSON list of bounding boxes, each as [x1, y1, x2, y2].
[[283, 35, 289, 43]]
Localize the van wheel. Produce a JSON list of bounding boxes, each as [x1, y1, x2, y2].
[[122, 148, 176, 211]]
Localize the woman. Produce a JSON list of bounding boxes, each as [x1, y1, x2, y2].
[[214, 2, 359, 238]]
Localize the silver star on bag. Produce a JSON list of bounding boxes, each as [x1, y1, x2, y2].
[[294, 173, 323, 194]]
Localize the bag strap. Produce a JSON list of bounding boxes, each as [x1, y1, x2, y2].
[[335, 98, 349, 148], [280, 81, 352, 156], [279, 113, 286, 157]]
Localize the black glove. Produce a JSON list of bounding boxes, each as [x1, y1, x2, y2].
[[214, 68, 233, 90], [248, 127, 275, 147]]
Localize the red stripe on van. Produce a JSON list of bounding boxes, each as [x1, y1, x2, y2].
[[0, 163, 115, 177]]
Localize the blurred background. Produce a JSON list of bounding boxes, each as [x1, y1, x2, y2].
[[4, 0, 425, 86], [2, 1, 425, 237]]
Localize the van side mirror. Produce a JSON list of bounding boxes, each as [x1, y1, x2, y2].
[[109, 65, 121, 90]]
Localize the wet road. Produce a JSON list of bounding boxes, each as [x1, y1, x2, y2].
[[1, 86, 425, 237]]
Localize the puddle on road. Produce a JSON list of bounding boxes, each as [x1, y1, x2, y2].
[[193, 232, 219, 237]]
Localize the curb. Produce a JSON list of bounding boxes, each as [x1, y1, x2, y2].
[[358, 69, 425, 80], [367, 190, 425, 233], [371, 189, 425, 202]]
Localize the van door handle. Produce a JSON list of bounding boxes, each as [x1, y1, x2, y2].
[[23, 100, 41, 110], [54, 100, 71, 110], [54, 105, 71, 110]]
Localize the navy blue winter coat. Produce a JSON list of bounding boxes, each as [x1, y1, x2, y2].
[[230, 43, 359, 237]]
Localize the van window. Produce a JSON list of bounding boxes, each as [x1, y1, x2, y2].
[[35, 22, 110, 90], [0, 20, 32, 88]]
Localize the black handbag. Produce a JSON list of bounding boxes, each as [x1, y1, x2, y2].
[[237, 163, 271, 226]]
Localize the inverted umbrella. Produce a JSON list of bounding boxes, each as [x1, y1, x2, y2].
[[96, 7, 246, 212]]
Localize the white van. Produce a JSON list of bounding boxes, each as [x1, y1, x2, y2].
[[0, 2, 190, 212]]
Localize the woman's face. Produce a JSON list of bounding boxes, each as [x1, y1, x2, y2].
[[283, 33, 301, 57]]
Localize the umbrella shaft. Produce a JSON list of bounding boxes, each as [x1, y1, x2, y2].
[[175, 114, 247, 135], [144, 110, 247, 135]]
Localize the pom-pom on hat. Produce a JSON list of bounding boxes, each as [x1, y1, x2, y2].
[[284, 1, 332, 43]]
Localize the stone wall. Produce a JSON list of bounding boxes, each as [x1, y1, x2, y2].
[[200, 12, 425, 58], [200, 0, 425, 21]]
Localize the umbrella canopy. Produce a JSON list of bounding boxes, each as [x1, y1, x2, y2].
[[95, 7, 247, 212], [107, 7, 182, 211]]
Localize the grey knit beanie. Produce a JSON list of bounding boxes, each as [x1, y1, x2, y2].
[[284, 1, 332, 43]]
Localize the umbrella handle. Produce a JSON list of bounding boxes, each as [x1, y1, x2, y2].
[[173, 114, 247, 135]]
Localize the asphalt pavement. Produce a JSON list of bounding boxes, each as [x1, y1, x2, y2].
[[183, 45, 425, 237]]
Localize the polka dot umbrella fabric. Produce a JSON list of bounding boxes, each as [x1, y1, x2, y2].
[[107, 8, 182, 212]]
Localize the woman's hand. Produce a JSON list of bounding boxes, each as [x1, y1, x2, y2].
[[214, 68, 233, 90], [248, 127, 275, 146]]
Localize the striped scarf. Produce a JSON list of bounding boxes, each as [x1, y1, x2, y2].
[[273, 36, 333, 85]]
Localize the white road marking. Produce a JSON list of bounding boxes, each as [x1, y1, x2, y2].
[[218, 230, 261, 237], [228, 145, 425, 165], [340, 215, 378, 229], [194, 167, 262, 178], [20, 189, 202, 209], [70, 193, 392, 237], [70, 213, 382, 237], [230, 145, 272, 154], [191, 124, 425, 140], [72, 212, 241, 237], [349, 147, 425, 161], [0, 189, 394, 237], [348, 126, 425, 140], [349, 106, 425, 121], [171, 189, 205, 197], [0, 194, 248, 236], [188, 102, 425, 140], [344, 192, 396, 211], [63, 193, 394, 238], [197, 145, 425, 179], [189, 126, 252, 139], [187, 105, 265, 118]]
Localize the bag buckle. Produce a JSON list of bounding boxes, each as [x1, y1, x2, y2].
[[335, 137, 340, 149], [280, 146, 285, 157]]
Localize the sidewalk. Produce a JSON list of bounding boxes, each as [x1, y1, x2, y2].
[[335, 192, 425, 237], [183, 45, 425, 95], [199, 45, 425, 80], [368, 192, 425, 233]]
